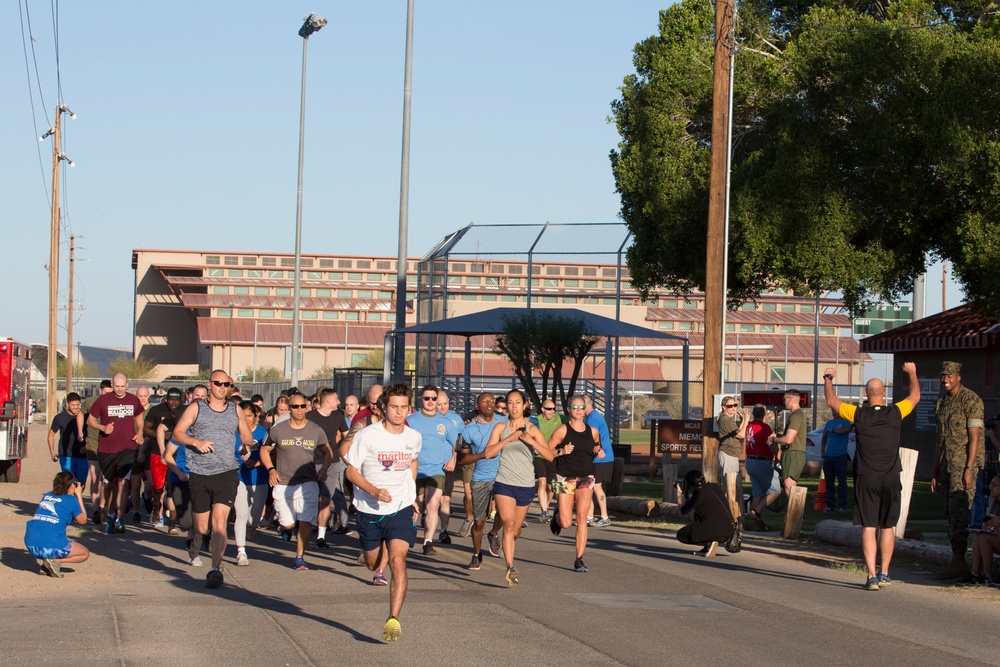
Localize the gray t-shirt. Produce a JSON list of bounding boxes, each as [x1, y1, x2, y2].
[[266, 420, 329, 485], [187, 399, 240, 476], [494, 421, 536, 488]]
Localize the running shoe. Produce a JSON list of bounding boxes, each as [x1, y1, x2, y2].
[[357, 551, 367, 565], [106, 513, 116, 535], [168, 526, 181, 536], [876, 573, 892, 587], [206, 568, 224, 589], [279, 527, 293, 542], [236, 552, 250, 567], [42, 558, 63, 578], [703, 541, 718, 558], [550, 513, 562, 536], [156, 516, 166, 528], [246, 524, 257, 541], [586, 518, 593, 527], [422, 542, 437, 556], [595, 517, 611, 527], [188, 556, 203, 567], [863, 576, 880, 591], [115, 520, 126, 534], [439, 531, 452, 544], [382, 616, 401, 642], [467, 554, 482, 571], [143, 496, 153, 514], [955, 572, 980, 586], [459, 519, 473, 537], [487, 532, 501, 558], [373, 569, 388, 586], [521, 520, 528, 528], [334, 525, 352, 535], [316, 538, 329, 550], [293, 555, 308, 571], [92, 510, 102, 525], [573, 557, 588, 573], [539, 511, 550, 524], [505, 566, 519, 586], [132, 511, 142, 522], [488, 510, 496, 521]]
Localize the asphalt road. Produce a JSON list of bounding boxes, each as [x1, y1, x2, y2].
[[2, 424, 998, 666]]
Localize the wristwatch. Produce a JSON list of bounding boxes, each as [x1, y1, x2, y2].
[[823, 373, 834, 380]]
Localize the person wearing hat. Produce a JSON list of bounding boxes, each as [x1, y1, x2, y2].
[[931, 361, 985, 580], [142, 388, 185, 527], [82, 380, 113, 525]]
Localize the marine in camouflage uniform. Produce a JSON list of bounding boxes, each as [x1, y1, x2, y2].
[[932, 361, 984, 579]]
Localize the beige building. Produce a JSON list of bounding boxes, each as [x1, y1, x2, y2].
[[132, 247, 866, 387]]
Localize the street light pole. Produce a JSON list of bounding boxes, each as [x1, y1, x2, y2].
[[392, 0, 415, 382], [291, 12, 327, 387]]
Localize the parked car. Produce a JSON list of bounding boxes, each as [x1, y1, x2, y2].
[[615, 409, 631, 427], [642, 409, 673, 429], [802, 426, 856, 476]]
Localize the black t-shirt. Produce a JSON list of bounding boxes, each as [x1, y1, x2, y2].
[[144, 404, 185, 455], [852, 404, 904, 477], [51, 411, 85, 458], [555, 422, 600, 478], [305, 410, 348, 464]]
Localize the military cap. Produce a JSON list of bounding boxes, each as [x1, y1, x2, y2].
[[940, 361, 962, 375]]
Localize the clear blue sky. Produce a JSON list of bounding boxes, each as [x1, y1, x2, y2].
[[2, 1, 965, 350]]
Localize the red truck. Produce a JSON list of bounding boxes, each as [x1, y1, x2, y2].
[[0, 338, 31, 482]]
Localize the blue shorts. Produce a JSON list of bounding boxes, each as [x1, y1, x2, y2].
[[493, 481, 535, 507], [356, 509, 417, 552], [747, 458, 781, 497], [60, 457, 89, 485], [27, 541, 72, 560]]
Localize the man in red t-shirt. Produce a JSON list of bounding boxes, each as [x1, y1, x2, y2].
[[86, 373, 144, 534], [744, 404, 779, 531]]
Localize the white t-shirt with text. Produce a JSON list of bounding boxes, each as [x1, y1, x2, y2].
[[345, 421, 421, 515]]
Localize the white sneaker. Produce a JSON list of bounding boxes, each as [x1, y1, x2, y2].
[[236, 552, 249, 567], [188, 556, 203, 567], [459, 519, 473, 538]]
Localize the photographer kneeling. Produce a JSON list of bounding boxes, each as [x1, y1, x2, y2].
[[675, 469, 734, 558]]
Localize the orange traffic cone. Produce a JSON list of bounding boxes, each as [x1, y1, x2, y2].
[[813, 470, 827, 511]]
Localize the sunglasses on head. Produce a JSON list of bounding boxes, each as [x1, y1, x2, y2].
[[211, 380, 232, 387]]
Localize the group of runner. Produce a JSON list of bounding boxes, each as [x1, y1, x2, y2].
[[32, 373, 612, 642]]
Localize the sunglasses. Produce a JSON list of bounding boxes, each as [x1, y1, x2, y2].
[[211, 380, 233, 387], [569, 404, 585, 410], [288, 403, 308, 409], [542, 406, 555, 411], [422, 395, 438, 401], [724, 403, 738, 408]]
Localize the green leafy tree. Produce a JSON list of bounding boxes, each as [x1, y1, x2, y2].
[[611, 0, 1000, 315], [355, 348, 415, 370], [58, 358, 99, 379], [241, 366, 288, 383], [108, 354, 157, 380], [494, 312, 601, 411], [185, 368, 211, 382], [310, 365, 338, 379]]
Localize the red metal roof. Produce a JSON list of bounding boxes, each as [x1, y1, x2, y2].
[[645, 308, 851, 327], [197, 318, 393, 347], [182, 293, 405, 312], [860, 304, 1000, 352]]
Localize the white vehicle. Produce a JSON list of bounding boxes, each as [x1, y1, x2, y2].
[[803, 426, 856, 476]]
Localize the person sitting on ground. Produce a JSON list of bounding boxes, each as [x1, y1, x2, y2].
[[675, 469, 734, 558], [24, 471, 90, 578]]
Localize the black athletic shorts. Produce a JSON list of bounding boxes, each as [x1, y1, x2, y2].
[[853, 474, 901, 528], [533, 457, 555, 481], [594, 461, 614, 486], [189, 470, 239, 514], [98, 450, 134, 483]]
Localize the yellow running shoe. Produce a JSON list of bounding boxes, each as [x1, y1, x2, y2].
[[382, 616, 401, 642], [505, 566, 519, 586]]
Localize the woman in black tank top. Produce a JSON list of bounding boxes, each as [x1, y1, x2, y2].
[[546, 395, 603, 573]]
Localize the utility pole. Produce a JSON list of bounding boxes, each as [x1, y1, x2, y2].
[[942, 264, 947, 311], [66, 234, 76, 392], [42, 104, 74, 425], [702, 0, 736, 483]]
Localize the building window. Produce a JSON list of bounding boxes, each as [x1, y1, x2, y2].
[[502, 295, 516, 302], [275, 287, 292, 296], [217, 308, 231, 317], [302, 311, 317, 319], [461, 294, 477, 301], [543, 296, 558, 303], [367, 273, 382, 281], [337, 289, 353, 298], [233, 286, 249, 295], [658, 321, 675, 330], [376, 260, 391, 270], [531, 279, 540, 287], [368, 312, 382, 321], [338, 259, 352, 268], [356, 260, 371, 269], [259, 309, 275, 318], [208, 268, 224, 277], [316, 288, 331, 297], [319, 259, 334, 269], [602, 268, 616, 277], [482, 294, 497, 301], [583, 267, 597, 277], [467, 276, 482, 285], [584, 280, 598, 288], [683, 300, 699, 309], [741, 302, 755, 311], [407, 275, 417, 284], [247, 269, 262, 278], [379, 290, 393, 299], [770, 366, 786, 382], [224, 256, 238, 266], [678, 322, 694, 331], [227, 269, 243, 278], [546, 266, 561, 276], [603, 298, 616, 305], [563, 297, 578, 304], [508, 265, 523, 275], [212, 286, 229, 295], [307, 271, 322, 279], [543, 279, 558, 287], [761, 302, 777, 311], [800, 304, 815, 313], [603, 281, 616, 289], [261, 257, 276, 267], [299, 288, 311, 296], [241, 256, 257, 266], [760, 324, 775, 333], [327, 272, 342, 280], [780, 325, 795, 334], [565, 266, 579, 276], [740, 324, 754, 333], [253, 287, 269, 296], [348, 272, 363, 281], [322, 311, 339, 320], [646, 299, 658, 307], [486, 276, 499, 286], [345, 312, 360, 321], [357, 290, 373, 299], [800, 326, 815, 335], [781, 304, 796, 312], [662, 299, 678, 308], [206, 255, 220, 265], [508, 278, 521, 286], [237, 309, 253, 317], [386, 313, 396, 322], [448, 276, 461, 285], [469, 262, 482, 273], [820, 326, 835, 335], [564, 279, 579, 287], [726, 323, 735, 332], [269, 270, 283, 278]]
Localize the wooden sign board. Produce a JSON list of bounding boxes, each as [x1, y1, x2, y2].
[[657, 419, 703, 455]]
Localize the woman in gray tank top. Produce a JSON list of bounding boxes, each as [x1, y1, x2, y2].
[[484, 389, 555, 586]]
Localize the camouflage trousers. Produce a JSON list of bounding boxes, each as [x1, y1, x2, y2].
[[939, 467, 978, 556]]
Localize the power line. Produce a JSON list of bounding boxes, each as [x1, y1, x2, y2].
[[18, 0, 51, 211], [51, 0, 63, 103], [23, 0, 51, 127]]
